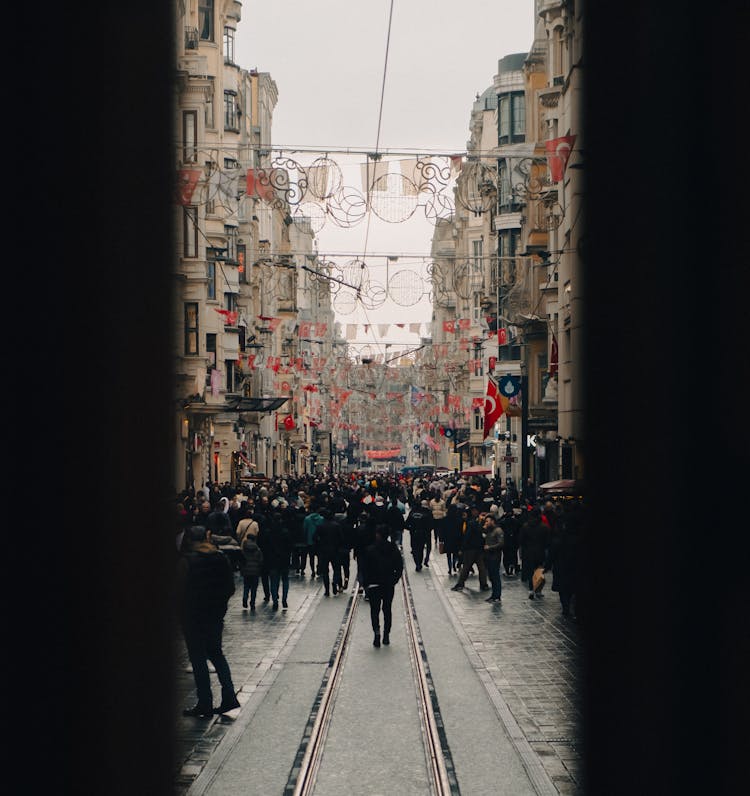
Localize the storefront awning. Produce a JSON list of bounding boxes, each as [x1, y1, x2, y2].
[[223, 395, 289, 412]]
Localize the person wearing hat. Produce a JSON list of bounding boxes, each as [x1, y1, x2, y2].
[[177, 525, 241, 717]]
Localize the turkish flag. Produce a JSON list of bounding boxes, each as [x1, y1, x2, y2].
[[442, 320, 456, 333], [177, 169, 201, 205], [283, 414, 295, 431], [498, 328, 507, 345], [483, 377, 510, 440], [545, 135, 577, 182]]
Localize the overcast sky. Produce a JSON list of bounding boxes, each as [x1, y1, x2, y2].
[[236, 0, 534, 353]]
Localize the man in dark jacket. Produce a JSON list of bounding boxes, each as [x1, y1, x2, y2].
[[451, 506, 490, 592], [359, 524, 404, 647], [519, 507, 550, 600], [499, 506, 521, 576], [313, 508, 345, 596], [266, 505, 293, 610], [405, 500, 432, 571], [178, 526, 240, 717]]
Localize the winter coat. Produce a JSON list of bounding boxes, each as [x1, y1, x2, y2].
[[460, 517, 485, 552], [206, 507, 233, 538], [405, 507, 431, 545], [519, 516, 550, 570], [550, 507, 582, 593], [240, 537, 264, 578], [498, 513, 520, 554], [314, 517, 345, 558], [177, 542, 235, 625], [236, 517, 260, 548], [483, 525, 505, 560], [303, 512, 324, 546], [429, 497, 447, 521], [360, 537, 404, 589], [265, 512, 292, 570]]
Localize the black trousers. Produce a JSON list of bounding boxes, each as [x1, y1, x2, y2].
[[367, 584, 395, 634], [183, 617, 235, 710]]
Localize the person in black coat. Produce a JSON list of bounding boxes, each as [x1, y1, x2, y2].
[[359, 524, 404, 647], [313, 508, 345, 597], [177, 526, 240, 717], [352, 509, 376, 594], [499, 507, 521, 576], [405, 500, 432, 571], [441, 501, 463, 576], [265, 505, 293, 610], [549, 500, 583, 617], [519, 507, 550, 600]]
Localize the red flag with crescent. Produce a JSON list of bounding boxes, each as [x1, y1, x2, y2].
[[483, 377, 510, 440], [545, 135, 577, 182]]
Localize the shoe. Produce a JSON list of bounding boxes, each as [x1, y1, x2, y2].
[[183, 705, 213, 718], [528, 593, 535, 600], [416, 565, 422, 572], [424, 561, 429, 567], [272, 602, 279, 610], [373, 633, 381, 648], [242, 602, 248, 609], [451, 584, 464, 591], [343, 578, 349, 589], [214, 696, 241, 714], [263, 596, 270, 603], [332, 587, 338, 595], [382, 633, 390, 645], [480, 585, 490, 591], [324, 591, 330, 597], [282, 600, 288, 609], [250, 603, 255, 611]]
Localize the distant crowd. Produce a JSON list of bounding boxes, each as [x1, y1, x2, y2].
[[175, 469, 584, 619]]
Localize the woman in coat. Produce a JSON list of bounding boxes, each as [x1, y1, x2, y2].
[[441, 501, 463, 576], [239, 528, 264, 611]]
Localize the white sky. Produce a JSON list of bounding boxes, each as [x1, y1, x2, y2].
[[237, 0, 534, 356]]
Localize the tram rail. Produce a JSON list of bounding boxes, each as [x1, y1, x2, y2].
[[286, 568, 460, 796]]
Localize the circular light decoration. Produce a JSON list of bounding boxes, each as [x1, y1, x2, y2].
[[369, 173, 418, 223], [333, 289, 358, 315], [293, 201, 327, 234], [388, 269, 425, 307]]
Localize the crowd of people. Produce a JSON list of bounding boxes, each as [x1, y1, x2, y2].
[[175, 469, 585, 716]]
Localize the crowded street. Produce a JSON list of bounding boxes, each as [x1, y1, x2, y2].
[[173, 473, 584, 795]]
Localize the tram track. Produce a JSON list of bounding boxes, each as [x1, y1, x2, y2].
[[285, 567, 461, 796]]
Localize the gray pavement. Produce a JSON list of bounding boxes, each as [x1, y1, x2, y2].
[[174, 537, 583, 795]]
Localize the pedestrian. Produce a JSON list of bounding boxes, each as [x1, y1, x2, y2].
[[314, 507, 345, 596], [405, 499, 432, 571], [239, 524, 264, 611], [206, 496, 234, 538], [266, 501, 292, 610], [442, 500, 463, 576], [235, 501, 259, 547], [255, 507, 273, 605], [498, 506, 521, 576], [519, 507, 550, 600], [385, 497, 405, 548], [429, 492, 447, 548], [302, 502, 324, 578], [359, 524, 404, 648], [353, 509, 376, 595], [177, 525, 241, 718], [482, 514, 504, 602], [333, 505, 353, 591], [451, 505, 490, 593], [549, 499, 583, 617]]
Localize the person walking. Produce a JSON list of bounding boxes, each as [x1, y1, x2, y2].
[[405, 500, 432, 571], [239, 525, 264, 610], [482, 514, 504, 603], [549, 499, 583, 617], [359, 524, 404, 647], [499, 506, 521, 576], [266, 503, 292, 610], [451, 505, 490, 593], [519, 507, 550, 600], [442, 500, 463, 576], [384, 497, 405, 549], [177, 525, 241, 717], [429, 492, 447, 549], [314, 508, 345, 597], [302, 503, 324, 579]]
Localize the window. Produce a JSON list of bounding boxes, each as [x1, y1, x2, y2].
[[473, 407, 483, 432], [207, 261, 216, 300], [205, 80, 215, 128], [498, 160, 511, 207], [182, 110, 197, 163], [223, 27, 235, 64], [185, 303, 199, 356], [552, 25, 565, 82], [498, 91, 526, 145], [199, 0, 214, 41], [224, 292, 237, 314], [206, 333, 217, 371], [225, 360, 237, 392], [224, 91, 239, 131], [183, 206, 198, 258], [473, 342, 483, 376], [238, 244, 247, 283], [225, 225, 238, 263]]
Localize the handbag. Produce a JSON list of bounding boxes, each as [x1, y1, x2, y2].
[[532, 566, 546, 593], [438, 540, 445, 554]]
